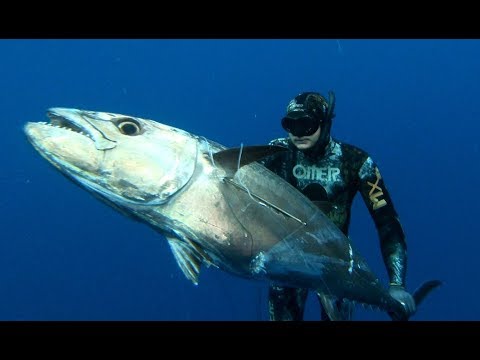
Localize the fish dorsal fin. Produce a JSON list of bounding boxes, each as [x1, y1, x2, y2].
[[212, 145, 288, 177], [317, 293, 354, 321], [166, 235, 214, 285]]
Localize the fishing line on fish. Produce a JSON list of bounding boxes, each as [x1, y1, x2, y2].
[[236, 143, 256, 204], [202, 136, 216, 168]]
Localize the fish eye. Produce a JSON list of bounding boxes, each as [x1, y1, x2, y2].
[[117, 118, 141, 136]]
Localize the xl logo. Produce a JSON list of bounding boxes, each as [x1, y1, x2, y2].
[[293, 165, 340, 182], [368, 167, 387, 210]]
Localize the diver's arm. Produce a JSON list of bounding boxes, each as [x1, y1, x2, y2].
[[259, 138, 290, 171], [377, 214, 407, 287], [357, 158, 407, 287], [358, 157, 415, 316]]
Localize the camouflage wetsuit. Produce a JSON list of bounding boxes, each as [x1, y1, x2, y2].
[[260, 136, 407, 321]]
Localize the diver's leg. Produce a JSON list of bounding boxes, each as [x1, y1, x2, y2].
[[268, 285, 308, 321]]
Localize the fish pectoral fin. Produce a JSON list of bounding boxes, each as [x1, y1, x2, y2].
[[317, 292, 353, 321], [166, 234, 216, 285], [212, 145, 288, 177], [167, 236, 209, 285]]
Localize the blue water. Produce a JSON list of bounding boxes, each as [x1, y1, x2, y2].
[[2, 39, 479, 321]]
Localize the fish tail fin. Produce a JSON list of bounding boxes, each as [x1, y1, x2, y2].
[[389, 279, 443, 321]]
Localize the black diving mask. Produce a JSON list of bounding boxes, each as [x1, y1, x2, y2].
[[281, 115, 321, 137]]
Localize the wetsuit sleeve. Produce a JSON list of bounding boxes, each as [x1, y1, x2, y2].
[[259, 138, 289, 173], [358, 157, 408, 287], [258, 140, 277, 170]]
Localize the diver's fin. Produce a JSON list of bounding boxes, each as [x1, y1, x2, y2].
[[166, 235, 215, 285], [317, 293, 353, 321], [213, 145, 288, 177]]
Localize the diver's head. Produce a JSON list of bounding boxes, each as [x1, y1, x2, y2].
[[281, 91, 335, 151]]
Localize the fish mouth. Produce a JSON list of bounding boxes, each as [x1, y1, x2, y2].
[[26, 107, 117, 151], [23, 108, 119, 176], [46, 109, 95, 141], [24, 109, 114, 196]]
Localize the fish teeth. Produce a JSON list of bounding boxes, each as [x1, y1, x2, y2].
[[41, 122, 93, 139]]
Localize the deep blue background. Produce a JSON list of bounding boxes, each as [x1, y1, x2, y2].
[[1, 39, 479, 321]]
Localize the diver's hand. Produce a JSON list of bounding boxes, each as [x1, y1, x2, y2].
[[389, 285, 416, 317]]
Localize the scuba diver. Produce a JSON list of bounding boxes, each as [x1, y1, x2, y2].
[[260, 91, 416, 320]]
